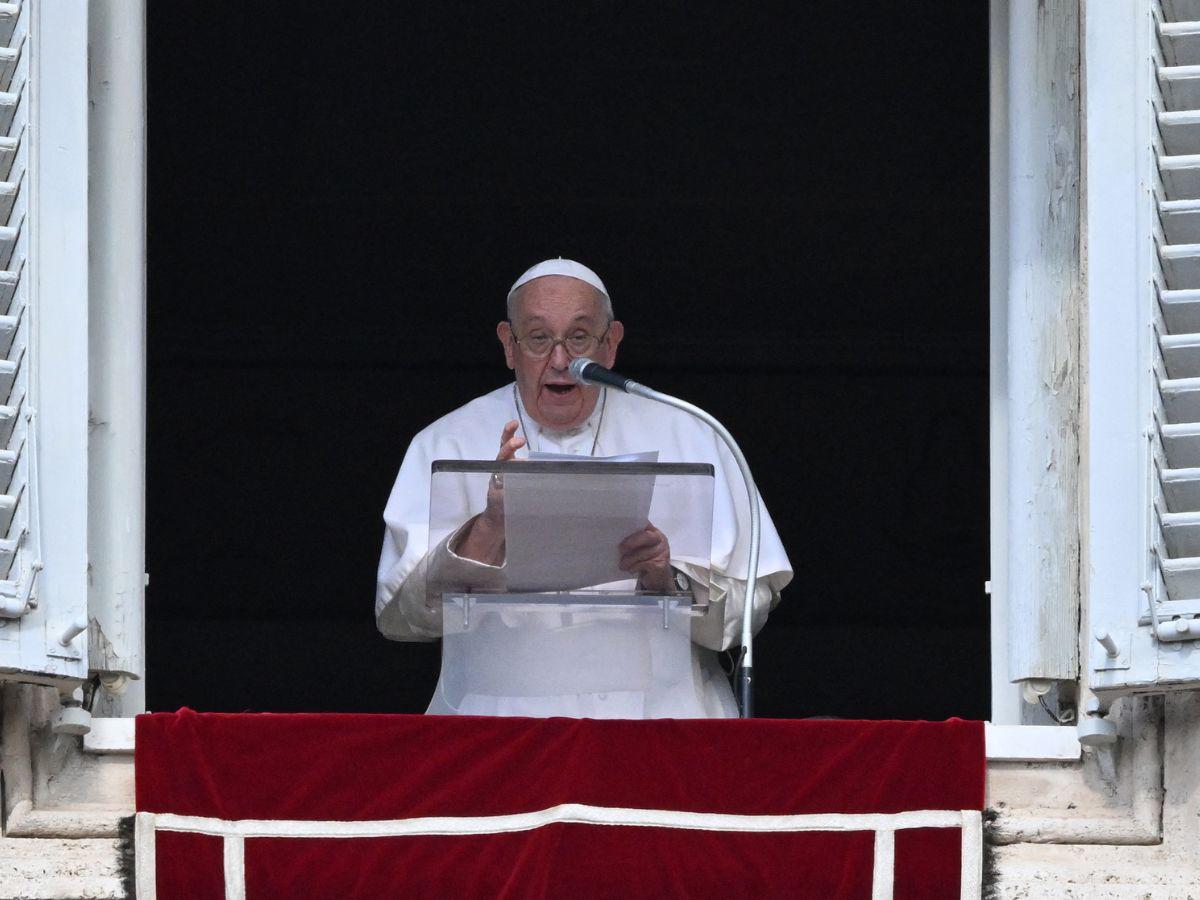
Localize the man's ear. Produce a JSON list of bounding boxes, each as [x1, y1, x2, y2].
[[497, 321, 516, 370], [602, 320, 625, 366]]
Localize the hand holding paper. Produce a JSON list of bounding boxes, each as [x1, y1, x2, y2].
[[618, 522, 673, 592]]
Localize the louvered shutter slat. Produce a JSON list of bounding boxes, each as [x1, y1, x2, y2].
[[1159, 557, 1200, 599], [0, 313, 20, 357], [1158, 156, 1200, 197], [0, 89, 23, 135], [1160, 510, 1200, 555], [1164, 0, 1200, 23], [1159, 333, 1200, 375], [1160, 22, 1200, 66], [1161, 422, 1200, 468], [1158, 243, 1200, 282], [1158, 377, 1200, 421], [0, 46, 19, 93], [0, 136, 21, 181], [1159, 199, 1200, 242], [1157, 110, 1200, 154], [0, 5, 20, 49], [1159, 287, 1200, 332], [1159, 65, 1200, 109], [1161, 466, 1200, 509]]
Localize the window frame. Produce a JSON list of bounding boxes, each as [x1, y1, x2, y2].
[[88, 1, 1088, 763]]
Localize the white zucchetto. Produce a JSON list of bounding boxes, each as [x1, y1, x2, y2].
[[508, 258, 609, 300]]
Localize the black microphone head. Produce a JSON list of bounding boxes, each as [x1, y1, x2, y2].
[[569, 357, 633, 392], [569, 357, 596, 385]]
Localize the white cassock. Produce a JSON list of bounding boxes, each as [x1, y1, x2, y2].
[[376, 382, 793, 718]]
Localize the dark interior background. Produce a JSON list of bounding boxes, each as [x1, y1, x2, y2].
[[146, 3, 990, 720]]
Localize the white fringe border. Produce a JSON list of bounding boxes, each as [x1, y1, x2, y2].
[[136, 805, 984, 900]]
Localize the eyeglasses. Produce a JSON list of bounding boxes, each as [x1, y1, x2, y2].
[[510, 324, 611, 359]]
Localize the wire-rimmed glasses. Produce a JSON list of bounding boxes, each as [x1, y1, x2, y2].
[[510, 324, 612, 359]]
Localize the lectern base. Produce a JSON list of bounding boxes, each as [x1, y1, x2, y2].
[[431, 592, 734, 718]]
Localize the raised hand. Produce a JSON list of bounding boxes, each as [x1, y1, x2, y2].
[[481, 420, 525, 526], [457, 420, 525, 565]]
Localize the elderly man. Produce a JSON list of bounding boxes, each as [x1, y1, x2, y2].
[[376, 259, 792, 717]]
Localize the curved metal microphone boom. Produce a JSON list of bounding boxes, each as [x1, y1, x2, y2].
[[568, 357, 763, 718]]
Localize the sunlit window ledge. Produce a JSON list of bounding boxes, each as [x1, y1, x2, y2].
[[82, 717, 135, 754], [84, 718, 1082, 762], [984, 723, 1081, 761]]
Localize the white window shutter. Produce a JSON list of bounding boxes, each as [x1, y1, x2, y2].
[[0, 1, 89, 685], [1088, 0, 1200, 698]]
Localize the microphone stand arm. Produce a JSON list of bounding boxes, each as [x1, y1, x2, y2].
[[624, 381, 761, 718]]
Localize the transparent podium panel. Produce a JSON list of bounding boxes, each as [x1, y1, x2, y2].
[[426, 460, 715, 600], [429, 594, 699, 718], [425, 461, 716, 718]]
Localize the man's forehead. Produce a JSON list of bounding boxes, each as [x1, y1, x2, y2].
[[520, 311, 600, 327], [511, 277, 606, 319]]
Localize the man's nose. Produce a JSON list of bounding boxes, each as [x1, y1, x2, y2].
[[549, 342, 571, 368]]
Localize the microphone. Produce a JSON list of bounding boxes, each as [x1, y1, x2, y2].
[[568, 357, 641, 393], [567, 354, 763, 718]]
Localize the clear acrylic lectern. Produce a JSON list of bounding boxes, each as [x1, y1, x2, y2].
[[425, 460, 714, 718]]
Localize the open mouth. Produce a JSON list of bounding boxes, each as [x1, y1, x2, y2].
[[545, 383, 576, 396]]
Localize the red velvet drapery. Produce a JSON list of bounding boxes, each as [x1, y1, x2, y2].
[[136, 711, 984, 899]]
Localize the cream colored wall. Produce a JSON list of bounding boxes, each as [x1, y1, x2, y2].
[[1, 685, 129, 898], [989, 694, 1200, 898]]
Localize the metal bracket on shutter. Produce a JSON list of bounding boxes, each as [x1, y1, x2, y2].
[[1152, 615, 1200, 641], [1136, 573, 1200, 644], [1137, 596, 1200, 624]]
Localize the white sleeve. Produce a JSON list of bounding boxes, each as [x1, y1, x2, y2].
[[677, 560, 787, 652], [377, 547, 442, 642], [376, 521, 507, 642]]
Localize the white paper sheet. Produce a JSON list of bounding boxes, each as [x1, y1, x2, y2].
[[503, 451, 658, 591]]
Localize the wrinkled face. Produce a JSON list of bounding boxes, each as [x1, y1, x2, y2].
[[497, 275, 624, 430]]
